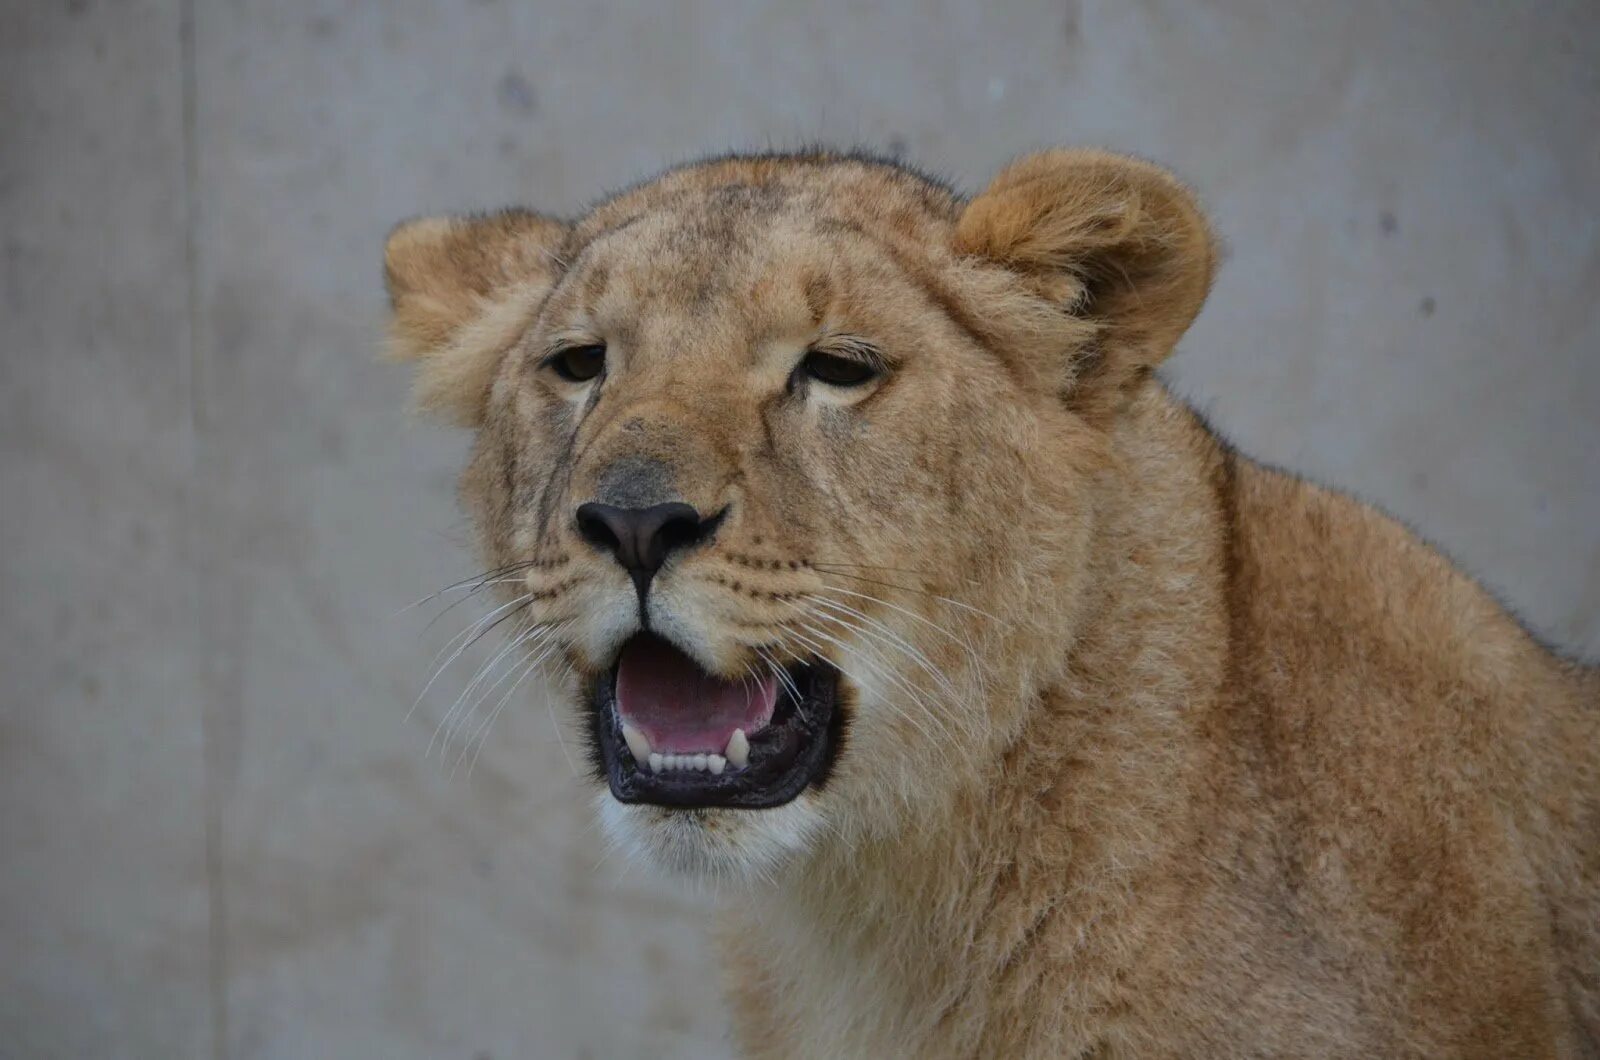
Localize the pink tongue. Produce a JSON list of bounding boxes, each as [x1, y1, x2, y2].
[[616, 635, 776, 753]]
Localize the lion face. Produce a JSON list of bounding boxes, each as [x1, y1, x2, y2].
[[386, 151, 1214, 880]]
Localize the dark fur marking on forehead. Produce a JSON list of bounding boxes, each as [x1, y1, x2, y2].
[[803, 275, 832, 325], [571, 183, 787, 272], [582, 262, 611, 304], [683, 185, 790, 252], [687, 260, 722, 311], [706, 181, 790, 211], [814, 217, 866, 237]]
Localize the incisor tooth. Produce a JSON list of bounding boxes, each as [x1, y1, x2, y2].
[[693, 753, 708, 771], [622, 724, 651, 765], [726, 728, 749, 769], [708, 754, 726, 775], [648, 752, 663, 773]]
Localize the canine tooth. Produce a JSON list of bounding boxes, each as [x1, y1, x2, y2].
[[693, 753, 708, 771], [726, 729, 749, 769], [708, 754, 726, 775], [648, 752, 663, 773], [622, 724, 651, 764]]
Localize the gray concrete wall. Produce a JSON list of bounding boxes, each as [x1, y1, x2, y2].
[[2, 2, 1596, 1057]]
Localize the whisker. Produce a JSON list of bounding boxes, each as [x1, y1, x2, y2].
[[810, 583, 993, 707], [448, 619, 564, 753], [417, 576, 534, 635], [785, 622, 954, 752], [537, 654, 582, 778], [394, 560, 541, 615], [458, 626, 573, 779], [748, 653, 798, 720], [808, 560, 933, 577], [432, 619, 545, 759], [804, 595, 965, 705], [797, 611, 973, 742], [812, 582, 985, 714], [406, 592, 534, 723], [453, 653, 544, 780], [451, 597, 542, 666], [793, 627, 959, 758], [780, 590, 986, 745], [810, 582, 991, 656], [811, 569, 1007, 625], [755, 645, 804, 704]]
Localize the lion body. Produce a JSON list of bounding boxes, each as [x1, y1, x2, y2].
[[384, 150, 1599, 1058], [722, 387, 1600, 1058]]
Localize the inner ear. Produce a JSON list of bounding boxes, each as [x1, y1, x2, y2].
[[383, 209, 569, 425], [955, 149, 1216, 412]]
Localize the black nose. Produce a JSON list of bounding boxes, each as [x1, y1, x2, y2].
[[574, 502, 719, 587]]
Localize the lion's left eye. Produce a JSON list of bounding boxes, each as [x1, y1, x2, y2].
[[799, 350, 879, 388], [546, 344, 607, 383]]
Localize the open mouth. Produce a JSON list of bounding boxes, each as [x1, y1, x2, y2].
[[590, 633, 843, 809]]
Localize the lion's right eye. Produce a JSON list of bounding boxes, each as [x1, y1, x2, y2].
[[545, 344, 607, 383]]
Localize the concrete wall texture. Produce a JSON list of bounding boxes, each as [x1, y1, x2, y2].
[[2, 1, 1596, 1057]]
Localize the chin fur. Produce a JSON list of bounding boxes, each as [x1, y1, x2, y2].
[[595, 791, 827, 888]]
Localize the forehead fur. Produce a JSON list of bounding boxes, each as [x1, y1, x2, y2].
[[566, 152, 964, 261]]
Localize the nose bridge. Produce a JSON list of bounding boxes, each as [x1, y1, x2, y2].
[[581, 393, 731, 511]]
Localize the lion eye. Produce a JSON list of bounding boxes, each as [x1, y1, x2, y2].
[[799, 350, 878, 388], [546, 344, 607, 383]]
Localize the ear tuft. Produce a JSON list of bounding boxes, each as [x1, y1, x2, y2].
[[383, 210, 568, 425], [956, 150, 1216, 415]]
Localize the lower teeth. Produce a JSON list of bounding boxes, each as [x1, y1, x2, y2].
[[648, 751, 729, 774], [626, 724, 750, 774]]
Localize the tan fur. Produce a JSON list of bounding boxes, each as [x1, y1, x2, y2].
[[385, 149, 1600, 1058]]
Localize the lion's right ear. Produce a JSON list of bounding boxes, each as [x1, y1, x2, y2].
[[955, 150, 1216, 422], [383, 210, 569, 426]]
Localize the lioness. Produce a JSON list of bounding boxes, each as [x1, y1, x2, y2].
[[384, 149, 1598, 1058]]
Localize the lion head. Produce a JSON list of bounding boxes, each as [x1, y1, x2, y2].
[[385, 149, 1214, 880]]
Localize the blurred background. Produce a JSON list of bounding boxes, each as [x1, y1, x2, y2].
[[2, 1, 1597, 1057]]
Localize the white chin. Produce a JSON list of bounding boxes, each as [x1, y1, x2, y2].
[[595, 792, 825, 886]]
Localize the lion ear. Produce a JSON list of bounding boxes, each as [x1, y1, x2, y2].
[[383, 209, 568, 426], [955, 150, 1216, 415]]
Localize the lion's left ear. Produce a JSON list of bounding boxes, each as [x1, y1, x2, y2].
[[955, 150, 1216, 412], [383, 209, 569, 425]]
